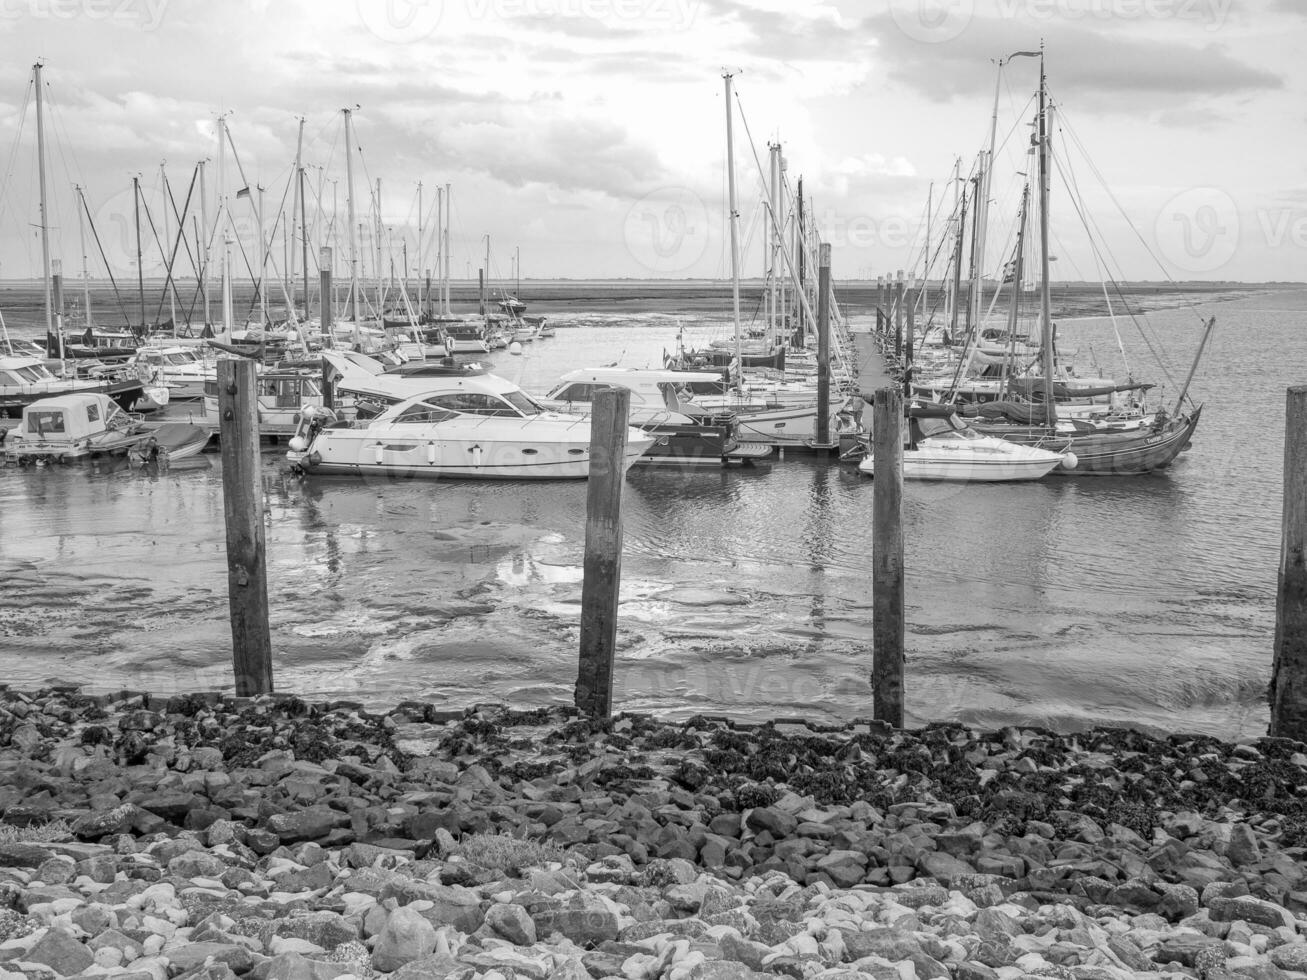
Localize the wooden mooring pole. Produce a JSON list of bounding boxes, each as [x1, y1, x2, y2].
[[576, 387, 631, 720], [1270, 385, 1307, 740], [816, 244, 831, 447], [872, 386, 905, 727], [218, 358, 274, 697]]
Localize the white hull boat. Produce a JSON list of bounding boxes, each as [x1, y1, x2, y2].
[[858, 408, 1074, 482]]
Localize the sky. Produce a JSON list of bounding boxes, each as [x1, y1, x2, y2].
[[0, 0, 1303, 285]]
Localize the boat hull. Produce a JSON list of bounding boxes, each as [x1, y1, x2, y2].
[[970, 407, 1200, 475], [291, 433, 652, 480]]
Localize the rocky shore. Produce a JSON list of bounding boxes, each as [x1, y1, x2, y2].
[[1, 688, 1306, 980]]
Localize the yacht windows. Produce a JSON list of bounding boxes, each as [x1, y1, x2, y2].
[[554, 383, 596, 403], [501, 390, 544, 416], [427, 392, 522, 417], [87, 402, 100, 423], [395, 403, 461, 424]]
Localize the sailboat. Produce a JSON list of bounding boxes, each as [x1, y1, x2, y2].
[[4, 63, 147, 416], [672, 71, 843, 447], [946, 52, 1210, 475]]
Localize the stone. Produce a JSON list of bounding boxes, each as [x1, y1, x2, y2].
[[389, 953, 465, 979], [485, 902, 536, 945], [531, 892, 621, 946], [168, 850, 229, 879], [1270, 944, 1307, 972], [263, 951, 355, 980], [371, 905, 438, 973], [1210, 896, 1295, 929], [164, 942, 256, 975], [746, 806, 798, 839], [22, 927, 93, 976], [1227, 824, 1262, 867]]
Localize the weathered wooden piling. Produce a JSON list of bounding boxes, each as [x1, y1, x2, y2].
[[1270, 385, 1307, 740], [877, 275, 886, 339], [816, 244, 831, 447], [576, 387, 631, 720], [218, 358, 274, 697], [872, 386, 905, 727]]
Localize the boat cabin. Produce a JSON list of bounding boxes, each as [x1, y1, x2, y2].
[[4, 392, 143, 460]]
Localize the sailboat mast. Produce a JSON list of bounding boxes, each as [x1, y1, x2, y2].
[[1036, 54, 1056, 425], [76, 185, 92, 330], [723, 70, 743, 389], [33, 62, 54, 338], [299, 164, 309, 319], [343, 108, 360, 336], [924, 182, 932, 322], [967, 61, 1003, 338], [416, 181, 424, 318], [1001, 181, 1031, 396], [161, 163, 177, 335], [133, 176, 146, 333], [375, 177, 383, 315], [443, 182, 451, 315], [199, 159, 210, 328], [290, 116, 304, 313]]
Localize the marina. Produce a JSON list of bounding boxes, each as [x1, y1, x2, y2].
[[3, 8, 1307, 980], [0, 280, 1295, 738]]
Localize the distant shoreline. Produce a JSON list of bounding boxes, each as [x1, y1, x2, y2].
[[0, 278, 1288, 328]]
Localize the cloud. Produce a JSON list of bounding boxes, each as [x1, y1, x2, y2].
[[863, 14, 1282, 109]]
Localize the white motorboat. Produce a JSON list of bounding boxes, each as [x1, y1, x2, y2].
[[0, 354, 147, 418], [286, 368, 656, 481], [127, 345, 215, 400], [858, 406, 1075, 483]]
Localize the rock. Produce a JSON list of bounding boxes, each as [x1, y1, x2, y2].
[[388, 953, 464, 979], [0, 843, 54, 868], [267, 806, 341, 843], [23, 927, 94, 976], [485, 902, 536, 945], [746, 806, 798, 839], [165, 942, 256, 975], [531, 892, 621, 946], [169, 850, 228, 879], [843, 927, 922, 961], [371, 905, 438, 973], [263, 951, 355, 980], [1210, 896, 1295, 929], [1227, 823, 1262, 867], [1270, 943, 1307, 972]]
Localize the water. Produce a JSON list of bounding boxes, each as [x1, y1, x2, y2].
[[1, 289, 1301, 737]]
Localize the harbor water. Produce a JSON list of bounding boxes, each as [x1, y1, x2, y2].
[[0, 287, 1300, 737]]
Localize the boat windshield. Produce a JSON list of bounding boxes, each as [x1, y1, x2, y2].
[[7, 364, 56, 383], [425, 391, 535, 417], [917, 415, 980, 440], [27, 410, 66, 434], [166, 351, 198, 365]]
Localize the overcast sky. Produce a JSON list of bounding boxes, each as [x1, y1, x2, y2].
[[0, 0, 1303, 284]]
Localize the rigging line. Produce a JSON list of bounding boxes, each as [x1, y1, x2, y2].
[[0, 77, 35, 244], [79, 190, 133, 328], [1056, 104, 1207, 327], [151, 167, 201, 325], [1051, 153, 1176, 390], [1050, 121, 1177, 381], [1051, 137, 1130, 376]]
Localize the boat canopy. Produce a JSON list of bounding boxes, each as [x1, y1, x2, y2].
[[21, 392, 119, 439]]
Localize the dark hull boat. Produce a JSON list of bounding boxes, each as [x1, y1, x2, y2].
[[969, 406, 1201, 476]]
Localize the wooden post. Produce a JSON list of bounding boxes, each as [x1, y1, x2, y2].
[[877, 275, 885, 326], [894, 272, 904, 362], [872, 386, 904, 727], [816, 244, 831, 447], [904, 282, 915, 398], [576, 387, 630, 720], [218, 358, 274, 697], [1270, 385, 1307, 740]]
